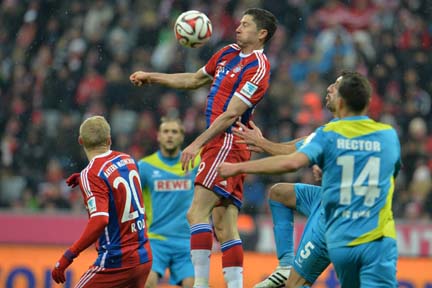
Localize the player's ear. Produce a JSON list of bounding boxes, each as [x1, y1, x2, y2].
[[258, 29, 268, 43], [107, 137, 112, 147], [78, 136, 83, 145]]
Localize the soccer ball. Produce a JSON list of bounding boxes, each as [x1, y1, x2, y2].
[[174, 10, 212, 48]]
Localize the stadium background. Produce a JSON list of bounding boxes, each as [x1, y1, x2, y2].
[[0, 0, 431, 287]]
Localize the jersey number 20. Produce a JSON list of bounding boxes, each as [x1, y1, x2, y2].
[[337, 156, 380, 207], [113, 170, 145, 223]]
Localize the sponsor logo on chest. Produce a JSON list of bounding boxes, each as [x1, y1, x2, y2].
[[154, 179, 192, 191]]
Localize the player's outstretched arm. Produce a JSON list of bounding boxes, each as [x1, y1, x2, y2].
[[234, 121, 302, 155], [129, 68, 211, 90], [234, 121, 307, 155], [217, 152, 310, 178]]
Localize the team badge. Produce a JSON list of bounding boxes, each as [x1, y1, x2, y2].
[[87, 196, 97, 213], [240, 81, 258, 98]]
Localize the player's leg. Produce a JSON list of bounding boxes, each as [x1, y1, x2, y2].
[[327, 246, 360, 288], [187, 184, 220, 288], [213, 201, 243, 288], [256, 183, 320, 288], [289, 208, 329, 287], [181, 277, 195, 288], [145, 239, 171, 288], [254, 183, 295, 288], [168, 239, 194, 288], [144, 271, 159, 288], [359, 237, 398, 288], [191, 141, 247, 288]]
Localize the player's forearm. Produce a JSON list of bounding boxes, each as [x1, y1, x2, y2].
[[231, 152, 310, 176], [257, 136, 306, 156], [148, 72, 205, 89], [238, 155, 300, 174], [194, 112, 238, 148], [69, 216, 108, 255], [259, 138, 297, 155]]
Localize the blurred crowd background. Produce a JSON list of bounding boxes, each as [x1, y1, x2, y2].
[[0, 0, 431, 229]]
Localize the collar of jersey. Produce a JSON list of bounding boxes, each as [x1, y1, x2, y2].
[[338, 115, 369, 121], [239, 48, 263, 58], [157, 150, 181, 166]]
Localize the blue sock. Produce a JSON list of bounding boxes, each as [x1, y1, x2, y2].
[[269, 199, 294, 267]]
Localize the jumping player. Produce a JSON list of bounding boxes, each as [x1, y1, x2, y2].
[[130, 8, 277, 288]]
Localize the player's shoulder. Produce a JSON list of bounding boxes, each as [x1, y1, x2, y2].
[[215, 43, 241, 56], [138, 152, 161, 169], [225, 43, 241, 51], [323, 117, 394, 137]]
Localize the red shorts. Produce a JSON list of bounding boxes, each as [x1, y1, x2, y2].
[[74, 261, 152, 288], [195, 133, 251, 208]]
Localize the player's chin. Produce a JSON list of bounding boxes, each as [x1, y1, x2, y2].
[[235, 38, 245, 48]]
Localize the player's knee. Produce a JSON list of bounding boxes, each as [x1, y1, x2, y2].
[[269, 183, 295, 206], [213, 222, 225, 241]]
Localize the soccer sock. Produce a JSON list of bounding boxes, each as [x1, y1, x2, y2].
[[221, 239, 243, 288], [269, 199, 294, 267], [190, 223, 213, 287]]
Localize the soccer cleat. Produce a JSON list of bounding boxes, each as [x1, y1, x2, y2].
[[254, 266, 291, 288]]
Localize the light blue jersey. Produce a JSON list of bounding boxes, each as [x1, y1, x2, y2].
[[138, 151, 199, 284], [299, 116, 400, 249], [138, 151, 199, 241]]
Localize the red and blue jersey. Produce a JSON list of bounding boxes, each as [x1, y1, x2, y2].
[[79, 150, 151, 268], [202, 44, 271, 147]]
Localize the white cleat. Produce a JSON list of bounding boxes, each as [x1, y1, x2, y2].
[[253, 266, 291, 288]]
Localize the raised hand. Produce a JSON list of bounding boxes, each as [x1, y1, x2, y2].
[[129, 71, 151, 87], [66, 173, 80, 188], [233, 121, 264, 153], [181, 142, 200, 173]]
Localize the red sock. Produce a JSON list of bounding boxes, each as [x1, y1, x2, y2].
[[222, 243, 243, 268], [191, 230, 213, 250]]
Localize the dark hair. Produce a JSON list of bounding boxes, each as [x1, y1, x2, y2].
[[243, 8, 277, 44], [338, 71, 372, 113]]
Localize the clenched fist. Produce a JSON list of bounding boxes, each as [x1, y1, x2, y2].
[[129, 71, 152, 87]]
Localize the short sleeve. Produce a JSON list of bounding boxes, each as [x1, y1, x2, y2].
[[295, 139, 305, 150], [298, 127, 327, 166], [204, 46, 229, 77], [234, 53, 270, 108], [80, 170, 109, 217]]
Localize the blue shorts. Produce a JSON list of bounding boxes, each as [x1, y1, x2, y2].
[[294, 184, 330, 283], [150, 238, 194, 285], [294, 183, 321, 217], [328, 237, 398, 288]]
